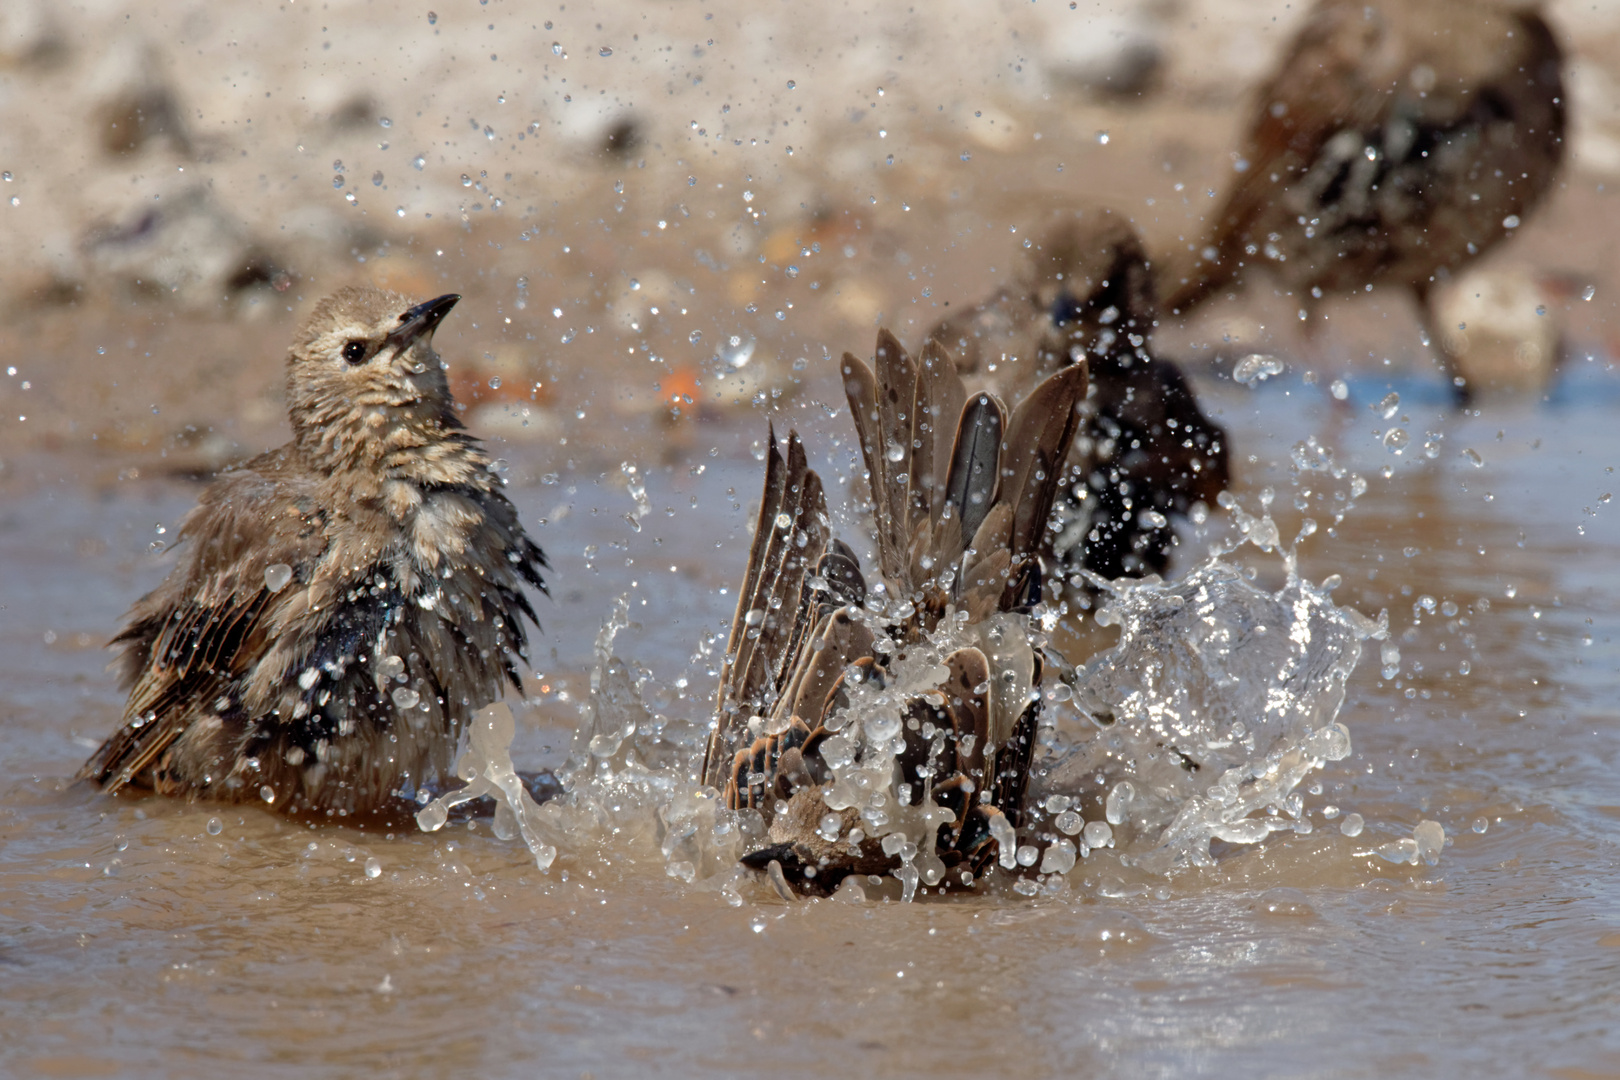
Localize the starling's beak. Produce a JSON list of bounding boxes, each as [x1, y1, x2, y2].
[[384, 293, 461, 352]]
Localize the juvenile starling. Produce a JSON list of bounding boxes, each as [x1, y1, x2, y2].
[[704, 330, 1089, 895], [931, 213, 1230, 584], [81, 286, 547, 821], [1162, 0, 1566, 403]]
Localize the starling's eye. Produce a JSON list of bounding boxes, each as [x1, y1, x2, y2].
[[342, 340, 369, 364]]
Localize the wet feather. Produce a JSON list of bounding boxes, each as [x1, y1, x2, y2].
[[82, 287, 547, 820]]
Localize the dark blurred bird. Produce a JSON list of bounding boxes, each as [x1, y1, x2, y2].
[[81, 286, 547, 821], [703, 330, 1088, 895], [1161, 0, 1566, 403], [931, 212, 1230, 584]]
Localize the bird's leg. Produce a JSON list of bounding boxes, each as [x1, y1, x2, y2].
[[1294, 295, 1331, 379], [1414, 284, 1472, 408]]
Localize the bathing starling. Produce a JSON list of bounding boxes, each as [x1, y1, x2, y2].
[[81, 286, 547, 820], [704, 329, 1089, 894], [931, 213, 1230, 584], [1160, 0, 1566, 403]]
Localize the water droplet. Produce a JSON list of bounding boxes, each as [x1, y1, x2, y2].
[[1383, 428, 1409, 453], [1104, 781, 1135, 825], [717, 333, 755, 369], [460, 174, 473, 187], [1040, 839, 1077, 875], [392, 687, 421, 709], [412, 155, 426, 170], [365, 857, 383, 878], [1096, 130, 1109, 144], [206, 817, 223, 836], [1462, 448, 1483, 467], [1339, 812, 1364, 837], [1232, 353, 1285, 385], [1413, 820, 1445, 865], [1329, 378, 1349, 400], [1502, 214, 1520, 229], [688, 330, 702, 344], [371, 170, 384, 187], [427, 11, 437, 24], [1583, 284, 1596, 302], [378, 117, 392, 129], [264, 564, 293, 592], [1291, 440, 1331, 472], [552, 41, 563, 54], [488, 376, 501, 390], [598, 46, 613, 57], [260, 785, 276, 804]]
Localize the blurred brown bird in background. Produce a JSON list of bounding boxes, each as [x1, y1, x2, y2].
[[704, 330, 1088, 895], [1161, 0, 1566, 404], [931, 211, 1230, 585], [81, 286, 547, 821]]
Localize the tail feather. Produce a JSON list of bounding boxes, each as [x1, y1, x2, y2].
[[942, 392, 1005, 554], [1000, 363, 1088, 560], [906, 338, 964, 540], [712, 329, 1089, 873], [704, 427, 830, 790]]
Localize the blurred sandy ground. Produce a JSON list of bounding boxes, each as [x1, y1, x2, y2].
[[1, 0, 1618, 482]]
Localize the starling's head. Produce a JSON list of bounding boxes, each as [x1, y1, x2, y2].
[[286, 286, 461, 455], [1036, 216, 1155, 333], [1035, 216, 1156, 374]]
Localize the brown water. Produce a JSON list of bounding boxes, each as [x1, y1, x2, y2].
[[3, 0, 1619, 1070], [3, 362, 1619, 1078]]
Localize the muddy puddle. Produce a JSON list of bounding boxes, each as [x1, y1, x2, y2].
[[1, 360, 1618, 1077], [4, 0, 1620, 1074]]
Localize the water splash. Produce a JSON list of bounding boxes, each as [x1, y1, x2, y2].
[[1035, 550, 1374, 874], [429, 498, 1417, 896], [416, 702, 557, 870]]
